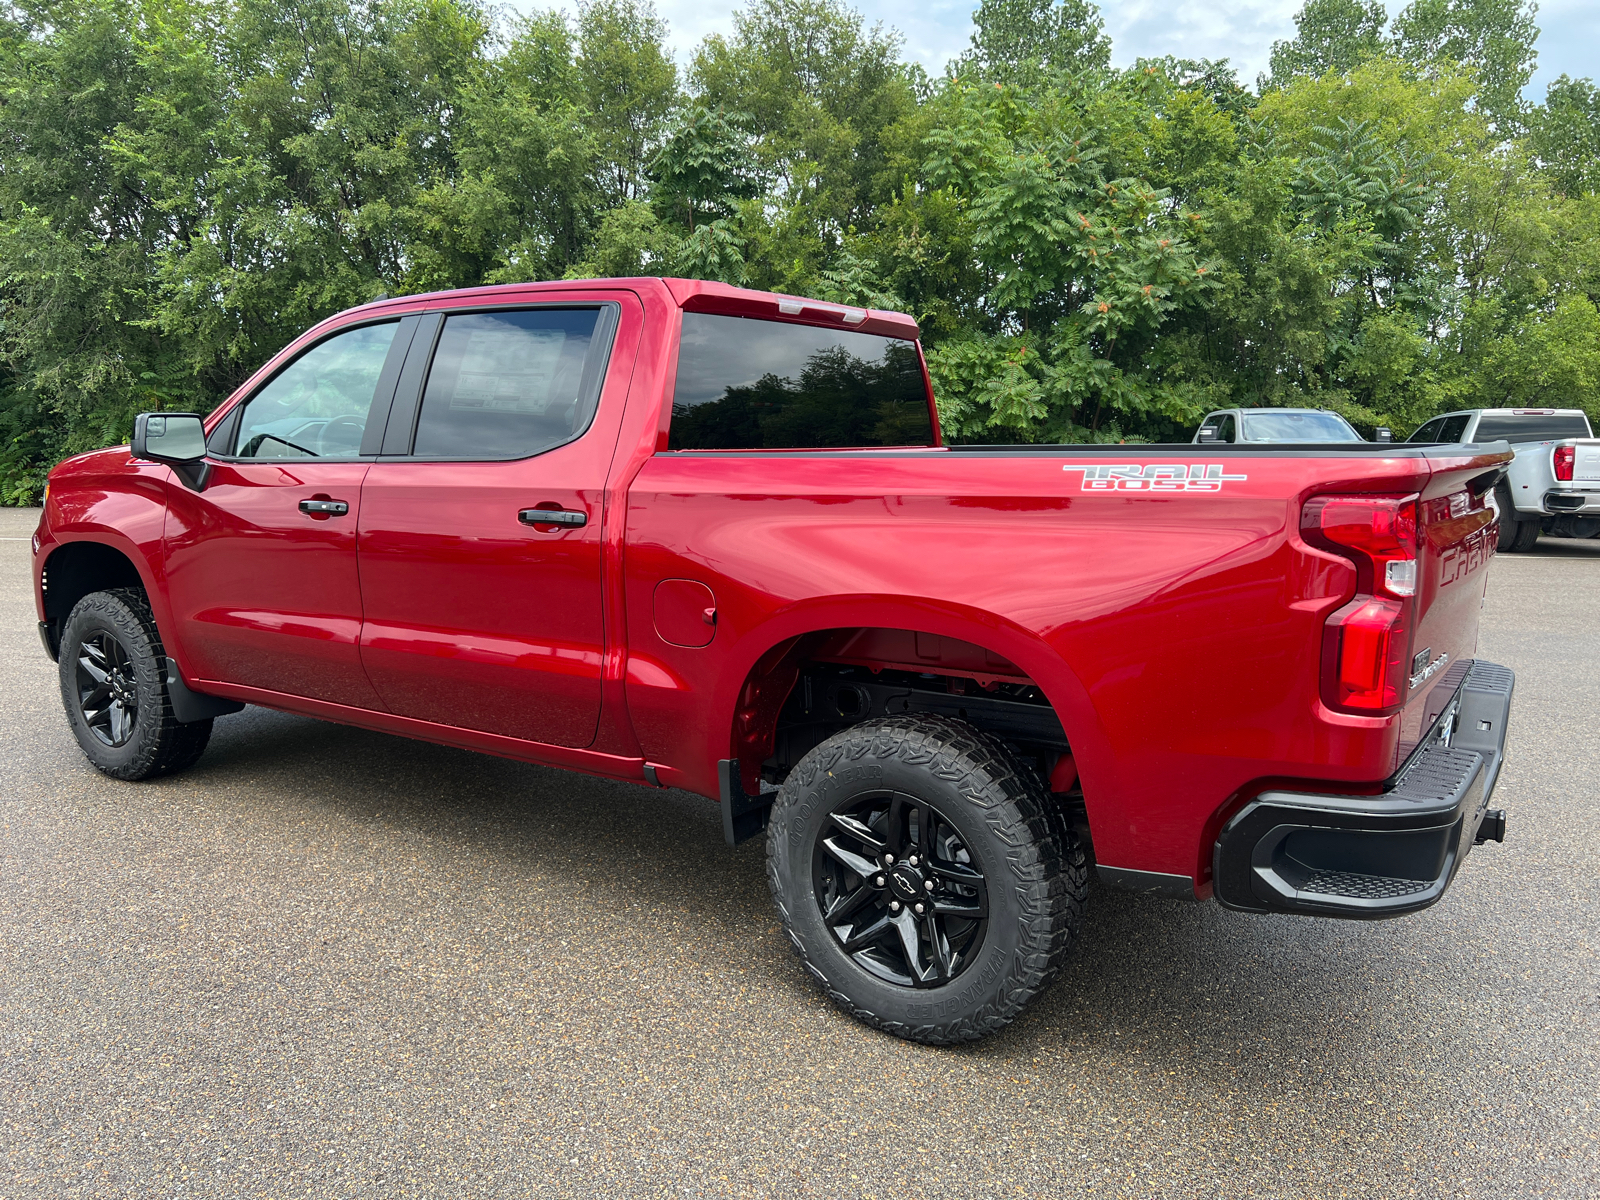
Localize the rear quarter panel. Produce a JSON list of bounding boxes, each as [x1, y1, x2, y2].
[[625, 447, 1504, 883]]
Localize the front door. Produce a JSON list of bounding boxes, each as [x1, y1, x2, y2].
[[163, 317, 410, 708], [356, 302, 626, 747]]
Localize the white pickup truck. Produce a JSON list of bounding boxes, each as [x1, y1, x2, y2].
[[1408, 408, 1599, 551]]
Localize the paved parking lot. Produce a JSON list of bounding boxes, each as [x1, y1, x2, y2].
[[2, 505, 1596, 1199]]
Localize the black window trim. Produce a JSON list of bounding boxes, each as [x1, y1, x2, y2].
[[206, 313, 414, 464], [378, 301, 622, 463]]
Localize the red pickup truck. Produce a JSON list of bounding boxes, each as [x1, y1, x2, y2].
[[31, 278, 1516, 1043]]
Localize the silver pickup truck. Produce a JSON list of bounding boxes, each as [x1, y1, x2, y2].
[[1408, 408, 1599, 551]]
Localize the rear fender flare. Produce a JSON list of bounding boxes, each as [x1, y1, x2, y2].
[[714, 597, 1109, 810]]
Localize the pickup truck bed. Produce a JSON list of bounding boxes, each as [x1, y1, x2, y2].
[[31, 278, 1517, 1043]]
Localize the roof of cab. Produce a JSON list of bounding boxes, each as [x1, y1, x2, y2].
[[332, 277, 921, 342]]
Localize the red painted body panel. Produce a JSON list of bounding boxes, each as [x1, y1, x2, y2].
[[164, 460, 380, 706], [33, 277, 1511, 896]]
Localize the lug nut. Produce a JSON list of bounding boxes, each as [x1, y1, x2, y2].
[[908, 855, 919, 866], [875, 876, 885, 887], [924, 880, 934, 891], [914, 903, 925, 915], [890, 901, 901, 912], [884, 854, 894, 865]]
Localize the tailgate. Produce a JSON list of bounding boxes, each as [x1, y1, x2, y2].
[[1573, 442, 1600, 481], [1400, 459, 1500, 748]]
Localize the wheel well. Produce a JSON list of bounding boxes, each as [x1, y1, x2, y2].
[[41, 541, 145, 649], [732, 626, 1081, 814]]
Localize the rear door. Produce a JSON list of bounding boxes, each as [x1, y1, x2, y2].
[[355, 295, 636, 747]]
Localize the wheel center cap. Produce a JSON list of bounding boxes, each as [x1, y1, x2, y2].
[[889, 865, 924, 900]]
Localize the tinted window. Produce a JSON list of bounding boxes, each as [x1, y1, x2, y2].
[[1472, 413, 1593, 442], [234, 322, 399, 458], [413, 308, 606, 459], [1215, 414, 1237, 442], [1408, 418, 1444, 444], [1240, 411, 1358, 441], [669, 313, 935, 450], [1438, 415, 1471, 443]]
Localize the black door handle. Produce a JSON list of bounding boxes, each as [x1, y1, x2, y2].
[[299, 499, 349, 516], [519, 508, 587, 528]]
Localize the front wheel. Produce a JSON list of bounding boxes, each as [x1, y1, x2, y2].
[[766, 714, 1087, 1044], [58, 589, 213, 781]]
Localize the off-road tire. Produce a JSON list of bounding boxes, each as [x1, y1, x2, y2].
[[766, 714, 1088, 1044], [58, 588, 213, 781]]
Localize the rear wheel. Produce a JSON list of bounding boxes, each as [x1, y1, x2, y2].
[[1509, 517, 1541, 552], [1494, 487, 1519, 552], [58, 589, 213, 781], [766, 714, 1087, 1044]]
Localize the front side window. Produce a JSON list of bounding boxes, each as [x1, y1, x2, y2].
[[233, 322, 399, 458], [412, 308, 607, 459], [1438, 415, 1472, 443], [669, 313, 935, 450], [1215, 414, 1237, 442]]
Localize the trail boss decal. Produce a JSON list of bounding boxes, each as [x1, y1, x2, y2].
[[1063, 463, 1249, 492]]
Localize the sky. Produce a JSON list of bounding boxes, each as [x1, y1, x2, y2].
[[524, 0, 1598, 98]]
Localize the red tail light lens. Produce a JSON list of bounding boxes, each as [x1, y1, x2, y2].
[[1302, 493, 1420, 714], [1554, 445, 1575, 481], [1301, 494, 1419, 597], [1324, 596, 1408, 711]]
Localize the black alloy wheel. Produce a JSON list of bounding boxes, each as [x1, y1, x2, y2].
[[75, 629, 141, 747], [768, 713, 1087, 1044], [813, 791, 989, 988], [58, 588, 215, 781]]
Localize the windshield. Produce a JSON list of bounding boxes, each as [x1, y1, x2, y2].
[[1472, 413, 1592, 443], [1240, 411, 1360, 442]]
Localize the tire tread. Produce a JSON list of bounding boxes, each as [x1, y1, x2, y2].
[[766, 713, 1087, 1045]]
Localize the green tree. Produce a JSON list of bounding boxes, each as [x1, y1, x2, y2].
[[1264, 0, 1389, 89], [960, 0, 1111, 85], [1528, 75, 1600, 197], [1391, 0, 1539, 129], [577, 0, 679, 203]]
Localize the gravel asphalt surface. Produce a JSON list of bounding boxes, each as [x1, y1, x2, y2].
[[1, 505, 1596, 1199]]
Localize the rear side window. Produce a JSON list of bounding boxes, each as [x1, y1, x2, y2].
[[1408, 418, 1444, 444], [1472, 413, 1593, 442], [669, 313, 935, 450], [412, 308, 611, 459]]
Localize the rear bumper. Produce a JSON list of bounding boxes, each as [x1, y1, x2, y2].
[[1544, 490, 1600, 514], [1213, 660, 1514, 919]]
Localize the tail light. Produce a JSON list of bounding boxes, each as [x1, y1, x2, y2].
[[1302, 494, 1419, 714], [1554, 445, 1575, 481]]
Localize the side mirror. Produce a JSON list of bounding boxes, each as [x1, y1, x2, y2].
[[1374, 427, 1393, 444], [1196, 427, 1220, 443], [132, 413, 211, 490]]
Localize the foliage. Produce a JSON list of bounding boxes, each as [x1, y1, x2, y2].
[[0, 0, 1596, 500]]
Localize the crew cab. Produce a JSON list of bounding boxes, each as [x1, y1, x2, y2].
[[1407, 408, 1599, 551], [32, 278, 1516, 1044]]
